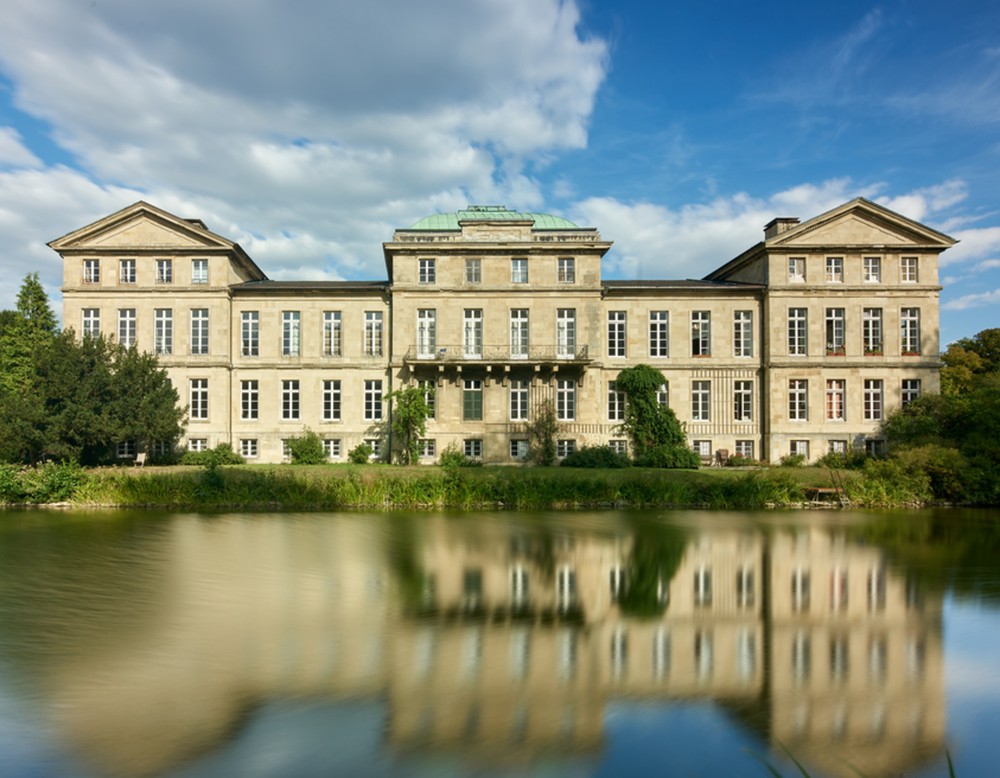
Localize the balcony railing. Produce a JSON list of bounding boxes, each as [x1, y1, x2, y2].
[[404, 344, 590, 363]]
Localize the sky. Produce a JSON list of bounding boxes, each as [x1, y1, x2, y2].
[[0, 0, 997, 345]]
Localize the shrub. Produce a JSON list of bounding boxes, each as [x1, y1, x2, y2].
[[635, 444, 700, 469], [725, 454, 761, 467], [892, 444, 969, 502], [180, 443, 244, 466], [348, 442, 373, 464], [560, 445, 631, 469], [779, 453, 806, 467], [286, 430, 327, 465], [438, 443, 481, 468], [815, 449, 869, 470]]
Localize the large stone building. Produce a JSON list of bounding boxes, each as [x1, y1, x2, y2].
[[50, 197, 954, 464]]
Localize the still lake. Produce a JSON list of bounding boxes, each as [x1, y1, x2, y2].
[[1, 508, 999, 778]]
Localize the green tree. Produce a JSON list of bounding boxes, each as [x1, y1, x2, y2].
[[615, 364, 687, 451], [390, 385, 433, 464], [528, 399, 557, 466], [0, 274, 58, 395]]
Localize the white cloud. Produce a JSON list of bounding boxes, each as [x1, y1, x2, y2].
[[943, 288, 1000, 311], [0, 127, 41, 168]]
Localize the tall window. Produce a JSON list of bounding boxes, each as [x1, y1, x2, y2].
[[557, 309, 576, 358], [191, 259, 208, 284], [608, 311, 626, 358], [901, 256, 919, 283], [241, 311, 259, 356], [281, 380, 300, 420], [323, 380, 341, 421], [154, 309, 172, 355], [282, 311, 301, 356], [190, 378, 208, 420], [364, 379, 383, 420], [417, 309, 437, 357], [902, 379, 922, 406], [864, 256, 881, 283], [510, 309, 529, 358], [864, 379, 883, 421], [241, 380, 259, 420], [736, 567, 755, 608], [734, 381, 753, 421], [826, 380, 846, 421], [826, 256, 844, 283], [416, 379, 435, 419], [691, 311, 711, 356], [118, 308, 136, 348], [557, 257, 575, 283], [792, 568, 810, 612], [789, 380, 808, 421], [119, 259, 136, 284], [825, 308, 845, 355], [657, 383, 669, 407], [788, 257, 805, 282], [83, 259, 100, 284], [901, 308, 921, 354], [190, 308, 209, 355], [323, 311, 342, 356], [240, 439, 258, 459], [863, 308, 883, 354], [82, 308, 100, 338], [463, 309, 483, 357], [788, 308, 807, 356], [463, 379, 483, 420], [649, 311, 669, 357], [790, 440, 810, 459], [510, 379, 529, 421], [466, 258, 481, 283], [364, 311, 383, 356], [418, 258, 436, 284], [511, 258, 528, 284], [155, 259, 173, 284], [556, 379, 576, 421], [692, 380, 711, 421], [608, 381, 626, 421], [734, 311, 753, 357], [694, 566, 712, 607]]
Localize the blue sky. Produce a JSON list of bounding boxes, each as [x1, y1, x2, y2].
[[0, 0, 997, 344]]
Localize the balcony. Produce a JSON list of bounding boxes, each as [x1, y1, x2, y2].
[[404, 344, 590, 365]]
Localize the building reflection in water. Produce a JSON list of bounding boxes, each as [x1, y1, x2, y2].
[[19, 513, 943, 777]]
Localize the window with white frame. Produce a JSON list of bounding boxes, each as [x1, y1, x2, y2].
[[734, 381, 753, 421], [609, 439, 627, 456], [418, 258, 436, 284], [282, 380, 300, 420], [190, 308, 209, 355], [187, 438, 207, 453], [788, 257, 805, 282], [557, 257, 575, 283], [463, 309, 483, 358], [557, 309, 576, 358], [419, 379, 436, 419], [789, 379, 808, 421], [864, 256, 881, 283], [83, 259, 100, 284], [240, 439, 258, 459], [119, 258, 136, 284], [657, 383, 669, 407], [828, 439, 847, 454], [466, 258, 481, 283], [608, 311, 626, 358], [511, 258, 528, 284], [691, 311, 711, 356], [736, 566, 755, 608], [463, 379, 483, 420], [510, 439, 530, 460], [282, 311, 300, 357], [734, 311, 753, 357], [418, 439, 436, 458], [556, 379, 576, 421], [323, 379, 341, 421], [417, 309, 437, 357], [826, 380, 846, 421], [364, 380, 383, 420], [735, 440, 754, 459], [864, 379, 883, 421], [608, 381, 626, 421], [365, 438, 383, 458], [792, 567, 810, 611], [865, 439, 886, 457], [150, 441, 172, 458], [190, 379, 208, 420], [825, 308, 845, 355], [790, 439, 809, 459], [510, 309, 529, 358], [692, 380, 711, 421], [281, 439, 292, 460], [510, 379, 529, 421], [901, 308, 921, 354], [694, 566, 712, 607], [649, 311, 669, 357], [155, 258, 173, 284], [901, 256, 919, 283], [902, 378, 922, 406], [118, 308, 136, 348], [82, 308, 100, 338], [692, 440, 712, 458], [464, 439, 483, 459], [863, 308, 883, 354], [364, 311, 383, 356], [241, 379, 258, 420], [241, 311, 259, 356], [323, 439, 342, 459], [154, 309, 172, 355], [323, 311, 342, 357], [556, 439, 576, 458], [788, 308, 807, 356], [826, 256, 844, 283], [191, 259, 208, 284]]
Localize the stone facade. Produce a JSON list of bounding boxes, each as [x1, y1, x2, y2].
[[50, 198, 954, 464]]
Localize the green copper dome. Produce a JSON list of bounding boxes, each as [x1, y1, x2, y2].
[[409, 205, 578, 230]]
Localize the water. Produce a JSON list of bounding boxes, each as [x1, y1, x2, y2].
[[1, 508, 999, 777]]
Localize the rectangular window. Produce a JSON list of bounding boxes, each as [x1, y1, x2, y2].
[[792, 568, 810, 612], [901, 308, 921, 354], [83, 259, 100, 284], [187, 438, 207, 453], [241, 311, 259, 356], [608, 381, 626, 421], [826, 380, 846, 421], [418, 439, 436, 458], [510, 309, 529, 358], [241, 380, 258, 420], [324, 439, 342, 459], [788, 257, 805, 282], [825, 308, 845, 355], [510, 379, 529, 421], [118, 308, 136, 348], [463, 379, 483, 420], [365, 438, 383, 458], [364, 380, 383, 420], [608, 311, 626, 358], [864, 256, 881, 283], [82, 308, 100, 338], [510, 439, 530, 460], [692, 380, 711, 421], [190, 308, 209, 355], [789, 380, 808, 421], [788, 308, 808, 356], [323, 380, 342, 421], [419, 379, 436, 419], [239, 439, 258, 459], [649, 311, 669, 357], [901, 256, 919, 283], [463, 309, 483, 358], [902, 379, 922, 406], [154, 309, 172, 355], [826, 256, 844, 283], [864, 379, 884, 421], [557, 379, 576, 421], [736, 567, 755, 608], [155, 259, 173, 284], [865, 439, 886, 457], [657, 383, 669, 407], [828, 439, 847, 454], [734, 381, 753, 422], [734, 311, 753, 358], [119, 259, 136, 284], [609, 439, 628, 456], [417, 309, 437, 357], [466, 258, 481, 283], [557, 308, 576, 358], [282, 380, 300, 420], [790, 440, 810, 459], [282, 311, 301, 357], [557, 257, 575, 283], [557, 439, 576, 458], [464, 439, 483, 459], [323, 311, 342, 357], [191, 259, 208, 284], [511, 258, 528, 284], [863, 308, 883, 355], [364, 311, 383, 356], [694, 566, 712, 607], [691, 311, 711, 356], [190, 378, 208, 420], [418, 258, 436, 284], [692, 440, 712, 459], [735, 440, 754, 459]]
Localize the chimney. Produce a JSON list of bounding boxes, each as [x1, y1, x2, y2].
[[764, 217, 799, 239]]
